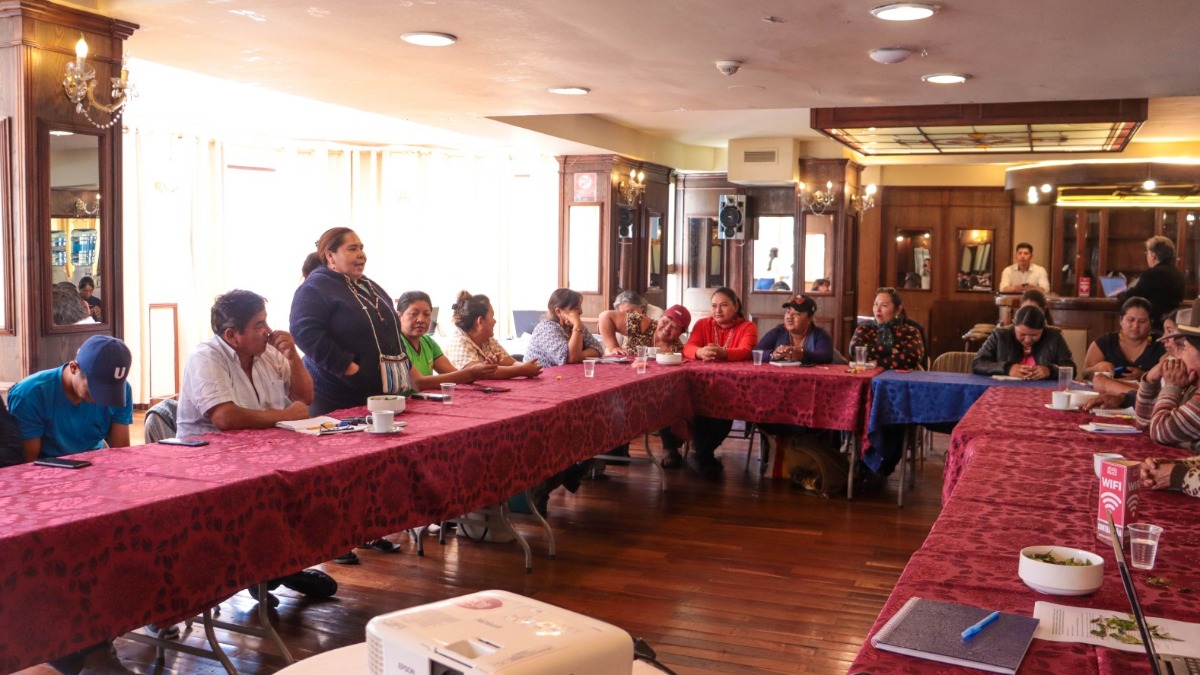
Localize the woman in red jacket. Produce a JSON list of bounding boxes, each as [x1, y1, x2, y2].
[[664, 287, 758, 478]]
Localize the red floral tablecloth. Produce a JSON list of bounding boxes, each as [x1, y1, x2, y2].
[[0, 360, 876, 671], [851, 392, 1200, 674]]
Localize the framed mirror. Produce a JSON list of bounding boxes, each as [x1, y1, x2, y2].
[[752, 216, 795, 293], [47, 127, 106, 331], [957, 229, 994, 292], [566, 204, 601, 293], [647, 210, 664, 290], [895, 229, 932, 291], [803, 214, 834, 294]]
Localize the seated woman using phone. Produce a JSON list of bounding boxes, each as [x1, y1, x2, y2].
[[1083, 297, 1163, 384], [972, 305, 1074, 380]]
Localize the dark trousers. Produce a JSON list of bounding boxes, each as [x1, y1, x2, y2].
[[659, 416, 734, 461]]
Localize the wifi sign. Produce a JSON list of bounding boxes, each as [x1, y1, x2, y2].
[[1096, 459, 1138, 542]]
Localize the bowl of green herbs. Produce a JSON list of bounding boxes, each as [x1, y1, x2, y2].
[[1019, 545, 1104, 595]]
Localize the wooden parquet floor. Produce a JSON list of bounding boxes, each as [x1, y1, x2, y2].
[[15, 431, 945, 675]]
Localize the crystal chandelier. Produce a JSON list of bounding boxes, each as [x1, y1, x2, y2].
[[63, 35, 134, 130], [618, 168, 646, 206]]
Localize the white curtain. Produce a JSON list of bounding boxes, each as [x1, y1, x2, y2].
[[122, 128, 560, 405]]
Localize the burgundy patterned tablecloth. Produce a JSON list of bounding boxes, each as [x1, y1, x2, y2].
[[685, 360, 878, 431], [0, 360, 876, 672], [850, 394, 1200, 674]]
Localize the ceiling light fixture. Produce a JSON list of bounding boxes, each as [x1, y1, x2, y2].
[[547, 86, 590, 95], [400, 32, 457, 47], [868, 47, 914, 64], [1143, 179, 1157, 191], [921, 73, 969, 84], [870, 3, 939, 21]]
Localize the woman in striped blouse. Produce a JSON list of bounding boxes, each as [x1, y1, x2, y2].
[[1134, 323, 1200, 452]]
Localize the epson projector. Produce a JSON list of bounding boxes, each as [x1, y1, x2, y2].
[[366, 590, 633, 675]]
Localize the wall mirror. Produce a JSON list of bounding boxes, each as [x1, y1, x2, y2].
[[48, 128, 106, 330], [803, 214, 834, 294], [752, 216, 795, 293], [647, 211, 664, 290], [957, 229, 994, 292], [895, 229, 932, 291], [566, 204, 601, 293], [685, 216, 721, 289]]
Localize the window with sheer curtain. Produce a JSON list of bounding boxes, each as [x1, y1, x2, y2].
[[122, 130, 560, 404]]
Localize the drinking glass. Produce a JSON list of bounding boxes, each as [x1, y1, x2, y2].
[[1128, 523, 1163, 570], [583, 359, 597, 378], [636, 345, 649, 359], [854, 346, 867, 367], [440, 382, 456, 405], [1058, 366, 1074, 391], [752, 349, 765, 366], [635, 357, 648, 374]]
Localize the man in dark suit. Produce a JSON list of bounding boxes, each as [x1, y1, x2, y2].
[[1118, 235, 1185, 332]]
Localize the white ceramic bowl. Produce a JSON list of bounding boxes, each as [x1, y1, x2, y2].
[[367, 394, 406, 414], [655, 353, 683, 365], [1018, 545, 1104, 595], [1069, 390, 1100, 408]]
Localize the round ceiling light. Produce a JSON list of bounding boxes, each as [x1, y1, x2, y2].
[[869, 47, 914, 64], [921, 73, 970, 84], [870, 3, 939, 21], [547, 86, 590, 95], [400, 32, 457, 47]]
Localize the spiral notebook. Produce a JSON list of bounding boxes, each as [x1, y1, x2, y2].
[[871, 597, 1039, 674]]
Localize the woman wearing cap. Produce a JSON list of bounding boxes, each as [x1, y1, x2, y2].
[[1083, 297, 1163, 383], [972, 305, 1073, 380], [850, 288, 925, 371], [443, 290, 543, 378], [1133, 324, 1200, 452], [523, 288, 604, 367], [754, 294, 833, 364], [598, 303, 690, 356]]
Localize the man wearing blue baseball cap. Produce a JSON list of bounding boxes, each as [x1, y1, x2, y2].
[[9, 334, 133, 463]]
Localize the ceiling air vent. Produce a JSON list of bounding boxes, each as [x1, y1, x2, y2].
[[743, 149, 777, 164]]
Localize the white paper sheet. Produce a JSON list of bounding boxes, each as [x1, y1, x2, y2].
[[1033, 601, 1200, 657]]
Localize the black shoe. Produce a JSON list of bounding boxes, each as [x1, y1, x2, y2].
[[604, 444, 631, 466], [247, 585, 280, 607], [661, 448, 684, 469], [364, 538, 401, 553], [332, 550, 360, 565], [687, 454, 724, 481], [143, 623, 180, 640], [857, 468, 888, 492], [278, 569, 337, 598]]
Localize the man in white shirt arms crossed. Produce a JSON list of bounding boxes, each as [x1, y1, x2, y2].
[[999, 242, 1050, 293]]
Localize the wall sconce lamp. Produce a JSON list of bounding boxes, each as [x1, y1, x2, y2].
[[63, 35, 134, 129], [851, 184, 878, 214], [618, 168, 646, 206], [799, 181, 837, 215], [73, 194, 100, 217]]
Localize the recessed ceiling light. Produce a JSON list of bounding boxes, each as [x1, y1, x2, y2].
[[547, 86, 590, 95], [400, 32, 457, 47], [868, 47, 913, 64], [921, 73, 970, 84], [870, 3, 939, 21]]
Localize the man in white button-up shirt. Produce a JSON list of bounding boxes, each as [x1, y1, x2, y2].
[[177, 290, 313, 438], [175, 290, 334, 607], [999, 242, 1050, 293]]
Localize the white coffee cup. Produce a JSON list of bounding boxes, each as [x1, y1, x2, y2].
[[1050, 391, 1071, 410], [367, 410, 395, 433], [367, 394, 406, 414], [1093, 453, 1124, 478]]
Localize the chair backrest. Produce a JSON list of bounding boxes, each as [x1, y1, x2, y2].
[[512, 310, 542, 337], [930, 351, 975, 374], [143, 398, 179, 443]]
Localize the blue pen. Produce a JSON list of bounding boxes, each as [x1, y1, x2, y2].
[[962, 610, 1000, 640]]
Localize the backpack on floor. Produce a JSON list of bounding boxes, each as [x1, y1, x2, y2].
[[765, 431, 849, 498]]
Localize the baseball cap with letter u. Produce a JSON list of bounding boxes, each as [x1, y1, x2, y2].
[[76, 335, 132, 408]]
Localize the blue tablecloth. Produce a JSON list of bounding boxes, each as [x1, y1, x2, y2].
[[867, 370, 1059, 445]]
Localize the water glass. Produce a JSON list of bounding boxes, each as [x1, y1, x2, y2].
[[1128, 523, 1163, 570], [636, 345, 649, 359], [854, 346, 867, 367], [583, 359, 597, 378], [635, 357, 648, 374], [440, 382, 456, 405], [1058, 366, 1074, 391], [752, 349, 765, 366]]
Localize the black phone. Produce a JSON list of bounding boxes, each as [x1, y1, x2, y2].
[[34, 457, 92, 469], [473, 384, 511, 393], [158, 438, 209, 447], [411, 392, 449, 401]]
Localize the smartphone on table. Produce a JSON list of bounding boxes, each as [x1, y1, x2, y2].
[[411, 392, 448, 401], [158, 438, 210, 447], [34, 457, 92, 469]]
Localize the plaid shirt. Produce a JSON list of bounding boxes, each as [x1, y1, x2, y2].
[[444, 327, 512, 369]]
